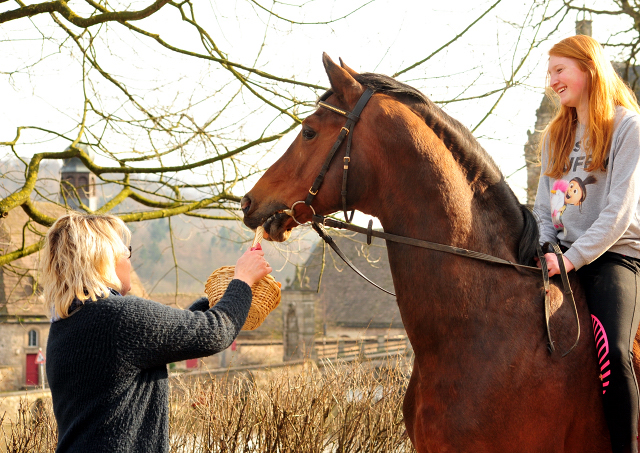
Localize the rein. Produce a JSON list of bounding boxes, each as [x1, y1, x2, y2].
[[285, 87, 579, 357], [309, 215, 579, 357]]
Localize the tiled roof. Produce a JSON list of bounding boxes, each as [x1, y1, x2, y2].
[[291, 231, 402, 329]]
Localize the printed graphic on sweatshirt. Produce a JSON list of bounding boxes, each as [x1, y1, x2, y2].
[[550, 139, 599, 229], [550, 175, 597, 229], [567, 138, 610, 173]]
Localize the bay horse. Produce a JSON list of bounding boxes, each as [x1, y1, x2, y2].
[[241, 53, 640, 452]]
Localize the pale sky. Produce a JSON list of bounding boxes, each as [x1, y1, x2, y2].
[[1, 0, 634, 284], [0, 0, 633, 204]]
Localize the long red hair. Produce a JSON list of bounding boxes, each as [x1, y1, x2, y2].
[[541, 35, 640, 179]]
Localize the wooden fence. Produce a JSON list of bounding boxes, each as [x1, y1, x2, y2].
[[315, 335, 411, 361]]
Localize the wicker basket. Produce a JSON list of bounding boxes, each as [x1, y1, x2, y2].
[[205, 227, 281, 331]]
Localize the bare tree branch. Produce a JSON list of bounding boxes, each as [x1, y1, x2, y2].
[[393, 0, 502, 77], [0, 0, 171, 26]]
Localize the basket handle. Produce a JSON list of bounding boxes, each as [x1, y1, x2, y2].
[[251, 226, 265, 249]]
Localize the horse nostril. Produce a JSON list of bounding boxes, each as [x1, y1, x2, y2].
[[240, 195, 252, 214]]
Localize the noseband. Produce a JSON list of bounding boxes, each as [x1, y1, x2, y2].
[[282, 86, 579, 357]]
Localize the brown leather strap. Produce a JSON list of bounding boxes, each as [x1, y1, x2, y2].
[[315, 215, 540, 271], [311, 215, 580, 357], [311, 222, 395, 296], [305, 127, 350, 206], [545, 242, 580, 357], [536, 244, 554, 353], [307, 88, 374, 222]]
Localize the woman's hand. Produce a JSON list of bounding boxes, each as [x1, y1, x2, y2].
[[233, 243, 272, 287], [536, 252, 575, 277]]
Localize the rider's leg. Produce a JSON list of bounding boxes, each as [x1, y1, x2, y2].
[[577, 251, 640, 453]]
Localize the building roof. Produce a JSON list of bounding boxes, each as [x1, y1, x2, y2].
[[60, 145, 95, 174], [289, 231, 402, 329]]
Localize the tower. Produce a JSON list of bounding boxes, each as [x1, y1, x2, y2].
[[59, 145, 97, 211]]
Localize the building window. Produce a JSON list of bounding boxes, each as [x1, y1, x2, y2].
[[28, 330, 38, 347]]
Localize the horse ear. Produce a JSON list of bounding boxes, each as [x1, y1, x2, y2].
[[339, 57, 360, 78], [322, 53, 363, 105]]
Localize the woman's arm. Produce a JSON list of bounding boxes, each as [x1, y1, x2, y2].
[[187, 243, 271, 313], [187, 297, 210, 312], [564, 114, 640, 269], [115, 279, 252, 369]]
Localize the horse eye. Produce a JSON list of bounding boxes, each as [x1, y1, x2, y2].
[[302, 128, 316, 141]]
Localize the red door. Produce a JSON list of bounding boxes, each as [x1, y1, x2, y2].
[[185, 359, 198, 369], [26, 354, 38, 386]]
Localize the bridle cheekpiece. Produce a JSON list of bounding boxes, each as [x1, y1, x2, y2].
[[285, 88, 374, 225]]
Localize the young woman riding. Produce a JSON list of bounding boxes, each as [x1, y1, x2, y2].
[[41, 213, 271, 452], [534, 35, 640, 453]]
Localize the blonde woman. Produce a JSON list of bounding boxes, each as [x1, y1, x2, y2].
[[534, 35, 640, 453], [41, 213, 271, 452]]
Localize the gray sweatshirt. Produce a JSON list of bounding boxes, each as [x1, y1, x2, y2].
[[533, 106, 640, 269]]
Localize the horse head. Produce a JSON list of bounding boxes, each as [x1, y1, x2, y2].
[[243, 53, 535, 265], [242, 54, 384, 242]]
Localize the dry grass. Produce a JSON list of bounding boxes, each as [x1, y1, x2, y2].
[[1, 398, 57, 453], [170, 358, 416, 452], [0, 358, 416, 452]]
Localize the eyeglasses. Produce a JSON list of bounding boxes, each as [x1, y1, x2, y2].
[[128, 246, 132, 259]]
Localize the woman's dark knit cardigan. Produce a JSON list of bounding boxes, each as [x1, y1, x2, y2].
[[46, 279, 252, 453]]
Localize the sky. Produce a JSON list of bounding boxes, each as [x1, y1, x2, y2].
[[0, 0, 633, 220], [1, 0, 635, 289]]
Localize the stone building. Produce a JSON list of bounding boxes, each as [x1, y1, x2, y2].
[[287, 231, 404, 339], [0, 202, 63, 390], [282, 289, 316, 361], [524, 95, 558, 206]]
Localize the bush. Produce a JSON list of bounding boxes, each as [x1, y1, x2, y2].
[[0, 358, 415, 452]]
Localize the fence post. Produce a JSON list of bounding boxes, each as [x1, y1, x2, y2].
[[377, 335, 385, 353]]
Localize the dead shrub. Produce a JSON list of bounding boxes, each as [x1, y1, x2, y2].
[[170, 357, 416, 452], [0, 357, 415, 452]]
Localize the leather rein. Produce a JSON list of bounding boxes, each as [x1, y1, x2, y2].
[[284, 87, 579, 357]]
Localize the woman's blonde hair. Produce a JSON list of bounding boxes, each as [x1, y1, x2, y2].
[[41, 213, 131, 319], [542, 35, 640, 179]]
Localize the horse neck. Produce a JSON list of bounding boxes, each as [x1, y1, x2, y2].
[[359, 124, 528, 336], [362, 134, 523, 258]]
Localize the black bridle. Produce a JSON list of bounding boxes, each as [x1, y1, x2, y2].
[[302, 87, 375, 223], [283, 87, 579, 357]]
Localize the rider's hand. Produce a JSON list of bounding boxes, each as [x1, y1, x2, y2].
[[233, 243, 272, 287], [536, 252, 574, 277]]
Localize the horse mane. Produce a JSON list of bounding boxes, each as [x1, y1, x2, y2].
[[319, 72, 540, 266], [321, 72, 504, 187], [519, 205, 540, 267]]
